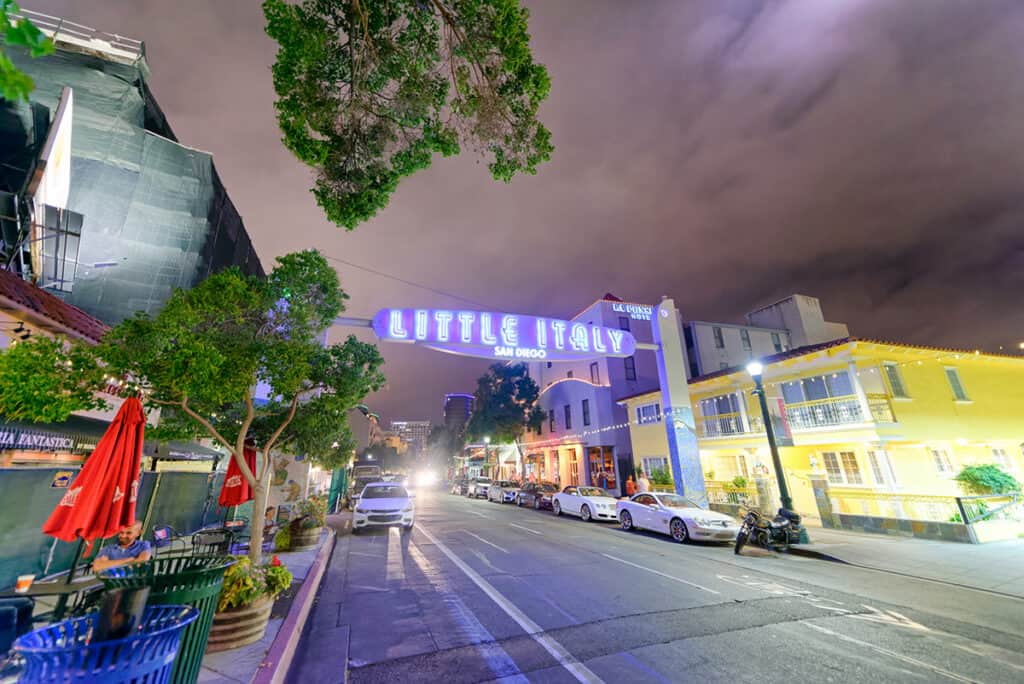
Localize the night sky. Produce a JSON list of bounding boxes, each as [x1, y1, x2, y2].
[[29, 1, 1024, 428]]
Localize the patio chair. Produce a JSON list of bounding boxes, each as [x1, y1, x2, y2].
[[152, 525, 187, 557], [190, 528, 234, 556]]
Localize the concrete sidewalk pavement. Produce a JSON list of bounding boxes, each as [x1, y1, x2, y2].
[[793, 527, 1024, 597]]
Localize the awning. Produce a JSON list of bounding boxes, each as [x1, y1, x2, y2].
[[144, 440, 223, 462], [0, 415, 109, 454]]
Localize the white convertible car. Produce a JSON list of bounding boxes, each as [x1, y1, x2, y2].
[[616, 492, 740, 543], [551, 486, 618, 522]]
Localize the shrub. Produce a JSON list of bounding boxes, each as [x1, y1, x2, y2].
[[731, 476, 749, 489], [649, 468, 674, 486], [298, 495, 328, 529], [274, 526, 291, 552], [218, 556, 294, 612], [954, 464, 1021, 496]]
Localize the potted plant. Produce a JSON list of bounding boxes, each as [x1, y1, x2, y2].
[[290, 495, 327, 550], [206, 555, 293, 652]]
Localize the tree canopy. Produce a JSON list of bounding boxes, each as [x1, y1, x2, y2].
[[464, 362, 543, 444], [0, 0, 53, 101], [262, 0, 553, 229]]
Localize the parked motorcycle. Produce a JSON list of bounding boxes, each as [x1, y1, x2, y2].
[[734, 507, 803, 554]]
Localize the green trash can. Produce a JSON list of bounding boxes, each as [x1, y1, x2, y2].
[[99, 555, 234, 684]]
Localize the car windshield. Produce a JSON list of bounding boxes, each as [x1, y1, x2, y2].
[[539, 484, 558, 492], [498, 481, 514, 487], [657, 494, 700, 508], [578, 487, 605, 497], [362, 485, 408, 499], [476, 478, 491, 484]]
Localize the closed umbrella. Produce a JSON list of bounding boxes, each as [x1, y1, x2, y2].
[[218, 445, 256, 507], [43, 397, 146, 575]]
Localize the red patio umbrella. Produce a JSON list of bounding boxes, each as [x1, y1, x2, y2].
[[43, 397, 146, 557], [218, 444, 256, 506]]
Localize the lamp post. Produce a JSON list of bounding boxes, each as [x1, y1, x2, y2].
[[746, 361, 793, 512], [483, 436, 491, 478]]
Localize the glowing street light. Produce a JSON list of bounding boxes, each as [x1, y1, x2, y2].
[[746, 360, 793, 511]]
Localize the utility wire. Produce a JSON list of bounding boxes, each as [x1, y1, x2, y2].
[[324, 254, 493, 309]]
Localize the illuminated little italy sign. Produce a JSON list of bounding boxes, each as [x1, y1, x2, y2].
[[372, 308, 637, 361]]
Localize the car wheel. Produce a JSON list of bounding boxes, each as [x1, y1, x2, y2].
[[534, 498, 542, 510], [553, 500, 562, 516], [351, 527, 360, 536], [581, 505, 592, 522], [402, 524, 413, 534], [620, 510, 633, 531], [670, 518, 689, 543], [516, 496, 523, 507]]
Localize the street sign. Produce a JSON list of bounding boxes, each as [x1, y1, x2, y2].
[[372, 308, 637, 361]]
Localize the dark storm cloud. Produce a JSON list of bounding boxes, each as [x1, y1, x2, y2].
[[27, 0, 1024, 427]]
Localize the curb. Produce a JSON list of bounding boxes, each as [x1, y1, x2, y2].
[[252, 528, 337, 684]]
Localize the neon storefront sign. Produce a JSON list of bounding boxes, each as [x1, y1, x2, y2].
[[372, 308, 637, 361]]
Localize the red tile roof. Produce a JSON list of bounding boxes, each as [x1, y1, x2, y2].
[[0, 268, 108, 343]]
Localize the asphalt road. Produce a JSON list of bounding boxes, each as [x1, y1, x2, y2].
[[289, 489, 1024, 684]]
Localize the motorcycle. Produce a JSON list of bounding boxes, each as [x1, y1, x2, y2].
[[734, 507, 803, 554]]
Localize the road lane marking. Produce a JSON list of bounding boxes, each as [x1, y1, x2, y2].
[[802, 622, 977, 683], [386, 527, 405, 583], [509, 523, 543, 536], [418, 525, 603, 684], [466, 531, 510, 553], [469, 511, 494, 519], [603, 554, 720, 595]]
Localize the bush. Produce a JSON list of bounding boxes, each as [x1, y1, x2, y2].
[[649, 468, 673, 486], [218, 555, 294, 612], [731, 476, 749, 489], [297, 495, 328, 529], [274, 527, 291, 552], [954, 464, 1021, 496]]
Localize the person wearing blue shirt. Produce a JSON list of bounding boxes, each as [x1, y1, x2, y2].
[[93, 521, 152, 572]]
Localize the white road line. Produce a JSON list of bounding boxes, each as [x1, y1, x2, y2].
[[465, 531, 510, 554], [469, 511, 493, 519], [509, 523, 543, 536], [802, 622, 978, 683], [603, 554, 720, 595], [418, 525, 603, 684], [386, 527, 405, 583]]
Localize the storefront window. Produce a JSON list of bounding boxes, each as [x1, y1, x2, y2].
[[588, 447, 617, 489]]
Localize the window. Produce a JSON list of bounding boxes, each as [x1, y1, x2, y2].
[[821, 451, 862, 485], [736, 453, 749, 478], [548, 409, 555, 433], [740, 329, 752, 351], [930, 449, 954, 474], [720, 362, 730, 370], [547, 361, 552, 369], [771, 332, 783, 353], [713, 326, 725, 349], [780, 371, 855, 403], [567, 370, 574, 379], [582, 399, 591, 426], [884, 363, 909, 398], [641, 456, 669, 475], [868, 450, 897, 486], [563, 404, 572, 430], [636, 402, 661, 424], [624, 356, 637, 381], [944, 368, 969, 401], [991, 448, 1010, 469], [618, 316, 630, 331], [590, 362, 600, 384]]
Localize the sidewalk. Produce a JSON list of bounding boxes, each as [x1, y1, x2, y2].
[[793, 527, 1024, 598], [198, 529, 334, 684]]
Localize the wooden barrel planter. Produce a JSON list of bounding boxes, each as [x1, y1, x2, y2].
[[289, 526, 322, 550], [205, 596, 274, 653]]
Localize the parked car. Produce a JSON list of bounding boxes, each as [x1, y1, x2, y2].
[[450, 477, 468, 496], [465, 477, 492, 499], [551, 486, 618, 522], [617, 492, 740, 543], [352, 482, 415, 534], [487, 480, 520, 503], [517, 482, 559, 510]]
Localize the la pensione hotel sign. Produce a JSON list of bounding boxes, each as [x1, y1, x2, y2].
[[373, 308, 637, 361]]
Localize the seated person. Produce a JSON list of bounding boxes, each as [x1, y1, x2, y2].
[[93, 521, 152, 572]]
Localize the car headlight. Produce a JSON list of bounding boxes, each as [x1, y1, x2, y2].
[[355, 507, 368, 514], [693, 518, 712, 527], [402, 504, 414, 512]]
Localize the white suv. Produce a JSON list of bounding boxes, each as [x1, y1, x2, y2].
[[353, 482, 415, 534]]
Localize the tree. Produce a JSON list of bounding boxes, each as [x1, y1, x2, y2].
[[262, 0, 553, 230], [464, 362, 543, 445], [0, 250, 385, 564], [954, 464, 1021, 496], [1, 0, 54, 101]]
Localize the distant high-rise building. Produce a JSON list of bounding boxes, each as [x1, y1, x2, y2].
[[389, 420, 431, 456], [443, 394, 474, 436]]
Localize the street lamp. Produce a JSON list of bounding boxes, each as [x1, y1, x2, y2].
[[746, 361, 793, 512], [483, 436, 491, 477]]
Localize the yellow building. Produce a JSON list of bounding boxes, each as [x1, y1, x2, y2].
[[622, 338, 1024, 532]]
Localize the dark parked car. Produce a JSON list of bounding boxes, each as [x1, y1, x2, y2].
[[450, 478, 468, 495], [517, 482, 560, 510]]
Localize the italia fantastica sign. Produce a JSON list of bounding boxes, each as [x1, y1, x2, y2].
[[372, 309, 637, 361]]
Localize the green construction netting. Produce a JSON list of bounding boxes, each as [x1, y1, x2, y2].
[[2, 46, 262, 324]]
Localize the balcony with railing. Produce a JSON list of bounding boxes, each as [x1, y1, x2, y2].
[[784, 393, 897, 430]]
